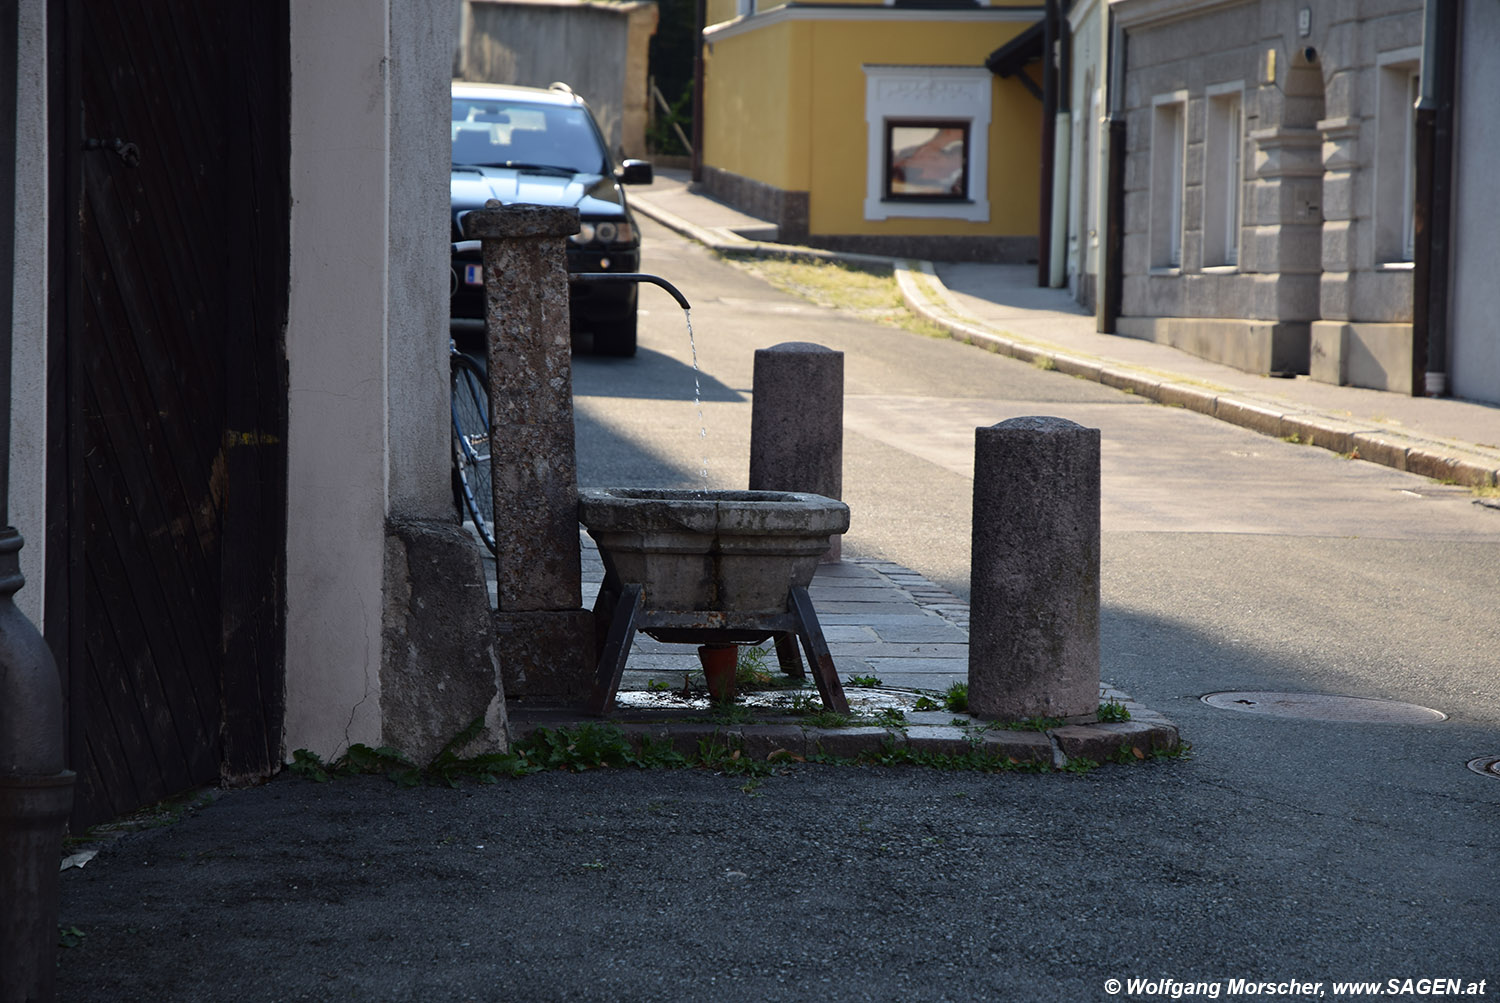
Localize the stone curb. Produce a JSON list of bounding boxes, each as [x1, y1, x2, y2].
[[507, 699, 1181, 771], [893, 261, 1500, 489], [633, 194, 1500, 490]]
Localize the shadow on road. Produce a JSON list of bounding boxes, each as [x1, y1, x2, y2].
[[572, 347, 745, 403], [574, 405, 705, 489]]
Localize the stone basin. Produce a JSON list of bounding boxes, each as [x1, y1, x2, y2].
[[578, 488, 850, 615]]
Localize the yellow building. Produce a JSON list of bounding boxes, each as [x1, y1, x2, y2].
[[700, 0, 1045, 260]]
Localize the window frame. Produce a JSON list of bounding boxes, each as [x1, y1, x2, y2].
[[1203, 83, 1244, 269], [883, 119, 972, 202], [1149, 91, 1188, 271], [1374, 48, 1422, 265]]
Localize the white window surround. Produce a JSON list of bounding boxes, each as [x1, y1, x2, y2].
[[1148, 91, 1187, 270], [1374, 47, 1421, 264], [864, 65, 992, 223], [1203, 82, 1244, 268]]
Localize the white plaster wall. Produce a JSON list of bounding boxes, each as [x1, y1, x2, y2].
[[285, 0, 454, 760], [388, 0, 454, 521], [1446, 0, 1500, 406], [285, 0, 394, 759], [8, 0, 47, 627]]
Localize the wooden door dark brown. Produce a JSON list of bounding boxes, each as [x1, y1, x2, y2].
[[49, 0, 289, 826]]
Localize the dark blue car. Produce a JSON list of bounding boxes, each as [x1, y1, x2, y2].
[[450, 81, 653, 356]]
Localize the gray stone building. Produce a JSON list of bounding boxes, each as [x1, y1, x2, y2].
[[1446, 1, 1500, 406], [1111, 0, 1425, 389]]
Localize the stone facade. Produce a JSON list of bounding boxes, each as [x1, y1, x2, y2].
[[1446, 1, 1500, 406], [1112, 0, 1423, 386]]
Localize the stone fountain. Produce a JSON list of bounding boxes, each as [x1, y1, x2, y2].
[[579, 487, 850, 715], [467, 201, 851, 714]]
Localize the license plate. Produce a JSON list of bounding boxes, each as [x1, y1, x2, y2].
[[464, 264, 483, 286]]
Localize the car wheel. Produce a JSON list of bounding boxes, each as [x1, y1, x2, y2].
[[593, 312, 638, 358]]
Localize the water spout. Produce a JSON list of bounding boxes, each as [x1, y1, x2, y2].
[[568, 272, 691, 311]]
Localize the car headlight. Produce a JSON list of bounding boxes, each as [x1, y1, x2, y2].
[[594, 221, 618, 243], [571, 222, 597, 244]]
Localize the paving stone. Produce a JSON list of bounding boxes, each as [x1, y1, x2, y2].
[[803, 726, 900, 758], [977, 729, 1055, 764], [1049, 721, 1179, 762], [860, 657, 974, 674], [906, 710, 969, 726], [810, 562, 883, 579], [896, 726, 977, 758], [815, 600, 936, 616], [817, 612, 946, 625], [852, 672, 967, 691], [870, 623, 970, 643], [617, 723, 710, 759], [817, 624, 882, 643], [737, 726, 811, 761], [811, 642, 968, 659], [809, 586, 909, 603]]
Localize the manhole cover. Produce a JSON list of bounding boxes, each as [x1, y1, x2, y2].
[[1202, 691, 1447, 724], [1467, 757, 1500, 778]]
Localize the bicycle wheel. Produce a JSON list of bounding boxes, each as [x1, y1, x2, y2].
[[450, 352, 497, 554]]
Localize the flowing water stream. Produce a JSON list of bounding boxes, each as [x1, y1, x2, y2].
[[684, 308, 710, 491]]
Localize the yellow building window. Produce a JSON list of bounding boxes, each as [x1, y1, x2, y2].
[[886, 121, 970, 200]]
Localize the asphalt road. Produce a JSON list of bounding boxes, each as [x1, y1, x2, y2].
[[55, 220, 1500, 1001]]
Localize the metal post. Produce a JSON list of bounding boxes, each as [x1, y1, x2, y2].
[[691, 0, 705, 183], [1037, 0, 1057, 287], [0, 2, 76, 999]]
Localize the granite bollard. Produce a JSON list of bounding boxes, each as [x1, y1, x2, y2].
[[464, 202, 594, 699], [968, 416, 1100, 721], [749, 342, 844, 562]]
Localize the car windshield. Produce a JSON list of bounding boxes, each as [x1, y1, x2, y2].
[[451, 97, 609, 174]]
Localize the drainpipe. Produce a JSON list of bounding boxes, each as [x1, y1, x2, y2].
[[691, 0, 705, 184], [1098, 13, 1126, 334], [1037, 0, 1057, 286], [0, 3, 76, 1000], [1048, 6, 1072, 289], [1412, 0, 1457, 396]]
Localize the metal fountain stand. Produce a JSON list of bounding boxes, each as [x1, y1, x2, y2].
[[578, 487, 851, 717]]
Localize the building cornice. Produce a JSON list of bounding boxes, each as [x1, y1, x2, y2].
[[706, 4, 1044, 43], [1109, 0, 1253, 31]]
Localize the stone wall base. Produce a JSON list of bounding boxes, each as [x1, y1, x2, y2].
[[697, 166, 1038, 264], [1115, 316, 1310, 376], [699, 166, 810, 242], [1309, 321, 1415, 394], [382, 520, 509, 763], [494, 608, 597, 702]]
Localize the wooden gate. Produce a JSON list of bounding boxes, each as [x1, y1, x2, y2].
[[49, 0, 290, 827]]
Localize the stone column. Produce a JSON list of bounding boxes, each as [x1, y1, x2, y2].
[[465, 202, 594, 700], [749, 342, 844, 562], [968, 417, 1100, 721]]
